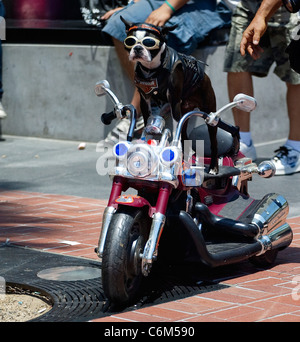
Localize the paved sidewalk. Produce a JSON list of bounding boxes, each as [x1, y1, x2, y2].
[[1, 135, 300, 322], [1, 189, 300, 322]]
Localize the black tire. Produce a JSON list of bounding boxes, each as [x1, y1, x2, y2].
[[249, 249, 278, 268], [102, 206, 150, 306]]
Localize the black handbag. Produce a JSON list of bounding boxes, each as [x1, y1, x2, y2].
[[80, 0, 127, 28]]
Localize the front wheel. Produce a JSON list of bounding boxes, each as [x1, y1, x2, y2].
[[102, 207, 150, 306]]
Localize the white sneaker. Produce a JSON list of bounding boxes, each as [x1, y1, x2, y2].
[[271, 145, 300, 175], [0, 102, 7, 119], [239, 141, 257, 161]]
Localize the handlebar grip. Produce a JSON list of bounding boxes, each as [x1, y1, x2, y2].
[[217, 119, 239, 137], [101, 111, 117, 125]]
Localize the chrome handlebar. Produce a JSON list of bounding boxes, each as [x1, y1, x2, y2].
[[95, 79, 257, 145]]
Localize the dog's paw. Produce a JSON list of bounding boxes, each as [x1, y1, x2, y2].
[[208, 167, 219, 175]]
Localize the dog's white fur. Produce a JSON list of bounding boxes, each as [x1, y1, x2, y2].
[[128, 30, 166, 70]]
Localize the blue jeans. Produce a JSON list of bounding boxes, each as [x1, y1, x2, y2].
[[102, 0, 231, 55]]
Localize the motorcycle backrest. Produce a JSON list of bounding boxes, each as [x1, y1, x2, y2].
[[188, 124, 239, 158]]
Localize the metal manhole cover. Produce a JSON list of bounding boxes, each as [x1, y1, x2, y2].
[[0, 246, 230, 321], [37, 266, 102, 281]]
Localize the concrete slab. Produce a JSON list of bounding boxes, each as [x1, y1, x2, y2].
[[0, 135, 110, 199], [1, 44, 289, 144]]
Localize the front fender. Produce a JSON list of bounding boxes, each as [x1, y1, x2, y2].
[[115, 194, 153, 215]]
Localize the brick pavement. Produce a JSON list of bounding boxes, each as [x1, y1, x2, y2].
[[1, 189, 300, 322]]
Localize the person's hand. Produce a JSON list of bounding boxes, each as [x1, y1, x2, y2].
[[101, 7, 123, 20], [145, 3, 173, 26], [240, 16, 267, 59]]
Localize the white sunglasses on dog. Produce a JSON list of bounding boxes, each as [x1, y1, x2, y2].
[[124, 36, 161, 50]]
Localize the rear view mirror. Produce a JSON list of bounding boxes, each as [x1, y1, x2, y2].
[[233, 94, 257, 112], [95, 80, 110, 97]]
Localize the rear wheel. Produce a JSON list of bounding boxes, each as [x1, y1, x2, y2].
[[102, 207, 150, 306]]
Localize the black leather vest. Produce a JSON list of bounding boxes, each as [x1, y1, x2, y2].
[[134, 47, 205, 107]]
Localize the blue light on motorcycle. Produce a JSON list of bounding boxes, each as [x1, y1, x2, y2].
[[160, 147, 178, 166], [113, 142, 130, 159], [162, 148, 175, 162]]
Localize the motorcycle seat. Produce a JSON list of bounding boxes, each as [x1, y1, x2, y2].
[[188, 124, 239, 158]]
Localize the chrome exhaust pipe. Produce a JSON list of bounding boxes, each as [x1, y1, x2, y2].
[[251, 193, 290, 236], [258, 222, 293, 255], [179, 193, 293, 267]]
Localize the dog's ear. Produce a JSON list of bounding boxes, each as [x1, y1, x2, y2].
[[161, 24, 178, 39], [120, 16, 134, 33]]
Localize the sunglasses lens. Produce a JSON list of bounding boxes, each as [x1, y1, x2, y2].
[[124, 36, 160, 49], [143, 38, 158, 48], [124, 37, 136, 47]]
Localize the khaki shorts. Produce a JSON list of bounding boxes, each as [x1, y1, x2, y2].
[[223, 1, 300, 84]]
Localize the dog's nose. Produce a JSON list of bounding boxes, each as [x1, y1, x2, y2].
[[134, 44, 144, 52]]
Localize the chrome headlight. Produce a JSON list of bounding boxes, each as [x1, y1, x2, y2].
[[127, 144, 158, 178]]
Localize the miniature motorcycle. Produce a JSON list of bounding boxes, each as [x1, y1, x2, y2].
[[94, 80, 293, 306]]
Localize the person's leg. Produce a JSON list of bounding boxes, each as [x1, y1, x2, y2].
[[286, 83, 300, 142], [269, 21, 300, 175], [227, 71, 253, 132], [271, 83, 300, 175], [227, 71, 257, 160], [223, 1, 264, 160]]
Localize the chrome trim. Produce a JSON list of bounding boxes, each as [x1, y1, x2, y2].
[[110, 167, 180, 188], [159, 128, 171, 147], [233, 159, 276, 192], [142, 212, 166, 276], [257, 235, 272, 255], [257, 160, 276, 178], [144, 115, 165, 135], [266, 222, 293, 250], [252, 193, 293, 256], [97, 206, 116, 258], [257, 222, 293, 255], [173, 109, 207, 147], [251, 194, 289, 235], [95, 80, 125, 120], [109, 136, 182, 188]]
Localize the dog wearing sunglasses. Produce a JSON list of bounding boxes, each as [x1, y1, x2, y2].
[[121, 16, 218, 175]]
